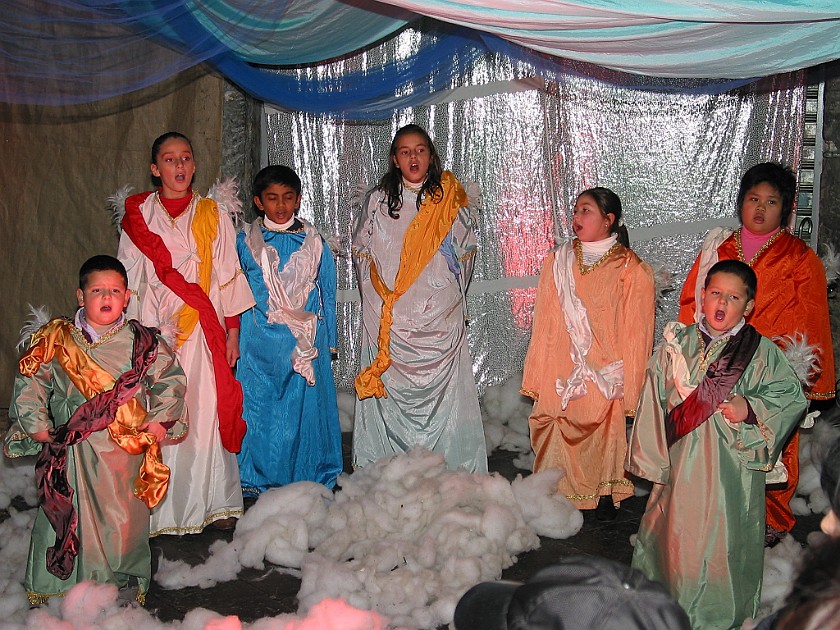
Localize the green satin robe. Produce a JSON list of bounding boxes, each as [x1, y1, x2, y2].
[[626, 322, 806, 630], [3, 322, 187, 605]]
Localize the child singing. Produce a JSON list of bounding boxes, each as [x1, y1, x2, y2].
[[628, 260, 807, 630], [117, 131, 255, 534], [4, 255, 187, 605], [678, 161, 835, 546], [521, 187, 655, 519], [235, 165, 342, 495], [351, 124, 487, 473]]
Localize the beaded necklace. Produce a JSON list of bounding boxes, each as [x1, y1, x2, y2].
[[696, 326, 732, 373], [155, 191, 197, 228], [735, 228, 785, 266], [574, 239, 622, 275]]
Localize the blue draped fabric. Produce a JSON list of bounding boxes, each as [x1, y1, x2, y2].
[[235, 226, 343, 493], [1, 0, 838, 110]]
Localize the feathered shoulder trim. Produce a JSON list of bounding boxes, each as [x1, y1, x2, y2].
[[821, 243, 839, 287], [649, 261, 675, 307], [108, 179, 245, 233], [462, 180, 482, 223], [350, 181, 375, 214], [106, 185, 133, 234], [17, 304, 52, 351], [774, 332, 820, 388], [207, 178, 244, 230]]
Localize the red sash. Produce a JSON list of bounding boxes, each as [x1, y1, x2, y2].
[[122, 192, 245, 453]]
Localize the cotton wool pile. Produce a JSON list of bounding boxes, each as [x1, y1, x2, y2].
[[155, 447, 582, 629], [0, 375, 836, 629]]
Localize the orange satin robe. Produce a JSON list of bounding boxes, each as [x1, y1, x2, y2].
[[522, 244, 655, 509], [678, 229, 835, 532]]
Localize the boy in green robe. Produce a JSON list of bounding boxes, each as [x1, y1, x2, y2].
[[626, 260, 807, 630], [4, 255, 187, 605]]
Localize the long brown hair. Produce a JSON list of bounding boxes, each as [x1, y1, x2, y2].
[[378, 124, 443, 219]]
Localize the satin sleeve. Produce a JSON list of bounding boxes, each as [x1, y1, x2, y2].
[[4, 362, 54, 457], [118, 228, 156, 323], [620, 253, 656, 415], [319, 238, 338, 352], [734, 339, 808, 471], [626, 346, 672, 484], [678, 250, 702, 326], [350, 188, 379, 287], [144, 335, 189, 441], [449, 201, 478, 291], [215, 207, 256, 318], [521, 251, 558, 401]]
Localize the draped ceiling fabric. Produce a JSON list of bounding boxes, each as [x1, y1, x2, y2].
[[1, 1, 838, 111]]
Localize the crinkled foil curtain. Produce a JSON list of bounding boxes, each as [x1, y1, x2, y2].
[[263, 38, 804, 394]]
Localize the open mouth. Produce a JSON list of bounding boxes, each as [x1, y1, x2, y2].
[[714, 309, 725, 321]]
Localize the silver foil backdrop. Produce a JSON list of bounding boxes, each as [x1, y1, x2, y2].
[[262, 29, 805, 393]]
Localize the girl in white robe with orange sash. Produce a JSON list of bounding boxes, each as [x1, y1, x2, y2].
[[352, 124, 487, 474]]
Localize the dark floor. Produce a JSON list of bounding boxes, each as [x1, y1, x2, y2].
[[144, 436, 824, 625]]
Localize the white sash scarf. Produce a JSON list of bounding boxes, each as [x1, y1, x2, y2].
[[554, 241, 624, 409], [553, 240, 624, 410], [245, 219, 323, 385]]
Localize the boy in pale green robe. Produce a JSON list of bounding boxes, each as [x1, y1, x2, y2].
[[626, 260, 806, 630], [4, 255, 187, 605]]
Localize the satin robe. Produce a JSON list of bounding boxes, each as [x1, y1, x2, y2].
[[627, 322, 806, 630], [118, 193, 256, 535], [235, 221, 342, 493], [4, 322, 187, 604], [679, 229, 835, 532], [352, 184, 488, 473], [521, 244, 654, 509]]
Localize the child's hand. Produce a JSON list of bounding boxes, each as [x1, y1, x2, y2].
[[29, 429, 54, 443], [226, 328, 240, 368], [141, 421, 167, 443], [718, 394, 748, 423]]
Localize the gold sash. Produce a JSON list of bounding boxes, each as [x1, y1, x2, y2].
[[174, 197, 219, 347], [20, 320, 170, 508], [354, 171, 466, 399]]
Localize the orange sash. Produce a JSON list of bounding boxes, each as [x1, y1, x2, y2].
[[354, 171, 466, 399], [21, 320, 170, 508]]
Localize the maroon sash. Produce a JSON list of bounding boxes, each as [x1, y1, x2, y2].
[[665, 324, 761, 447], [36, 320, 158, 580]]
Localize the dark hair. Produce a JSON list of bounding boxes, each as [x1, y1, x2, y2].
[[378, 124, 443, 219], [822, 436, 840, 519], [252, 165, 302, 217], [577, 187, 630, 247], [736, 162, 797, 229], [774, 536, 840, 630], [150, 131, 194, 188], [704, 259, 757, 302], [79, 255, 128, 290]]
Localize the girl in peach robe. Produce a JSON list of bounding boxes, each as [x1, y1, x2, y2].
[[522, 187, 654, 516]]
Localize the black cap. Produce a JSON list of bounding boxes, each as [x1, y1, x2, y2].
[[454, 556, 691, 630]]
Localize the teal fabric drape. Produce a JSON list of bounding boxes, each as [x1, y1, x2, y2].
[[1, 0, 838, 108]]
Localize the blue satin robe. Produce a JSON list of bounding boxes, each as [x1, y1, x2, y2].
[[235, 222, 342, 493]]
